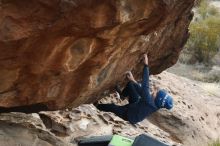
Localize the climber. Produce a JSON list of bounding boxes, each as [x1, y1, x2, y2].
[[96, 54, 173, 124]]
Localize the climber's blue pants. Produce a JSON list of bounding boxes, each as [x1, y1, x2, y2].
[[121, 81, 141, 103], [96, 81, 141, 120]]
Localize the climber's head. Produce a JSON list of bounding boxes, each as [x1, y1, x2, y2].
[[154, 89, 173, 110]]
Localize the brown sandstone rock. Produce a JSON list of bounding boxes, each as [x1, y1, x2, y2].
[[0, 0, 194, 110], [0, 112, 74, 146]]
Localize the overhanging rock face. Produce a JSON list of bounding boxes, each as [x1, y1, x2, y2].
[[0, 0, 194, 110]]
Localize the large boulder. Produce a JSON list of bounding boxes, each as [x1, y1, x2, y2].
[[0, 0, 194, 110]]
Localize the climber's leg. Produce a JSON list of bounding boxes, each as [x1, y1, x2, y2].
[[121, 81, 141, 104], [96, 103, 128, 120]]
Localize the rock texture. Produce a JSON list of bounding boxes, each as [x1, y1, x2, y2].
[[0, 0, 194, 110], [0, 72, 219, 146], [0, 112, 73, 146], [149, 72, 220, 146]]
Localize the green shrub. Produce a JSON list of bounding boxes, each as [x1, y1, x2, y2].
[[186, 17, 220, 64], [198, 0, 219, 19], [181, 0, 220, 65]]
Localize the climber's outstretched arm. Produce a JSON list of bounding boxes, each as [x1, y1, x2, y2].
[[141, 54, 149, 90], [141, 54, 152, 103]]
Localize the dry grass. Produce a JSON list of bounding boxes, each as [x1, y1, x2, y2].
[[167, 63, 220, 82], [198, 82, 220, 97], [167, 63, 220, 97], [209, 139, 220, 146]]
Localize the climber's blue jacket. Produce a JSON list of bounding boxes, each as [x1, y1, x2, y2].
[[127, 65, 159, 124]]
